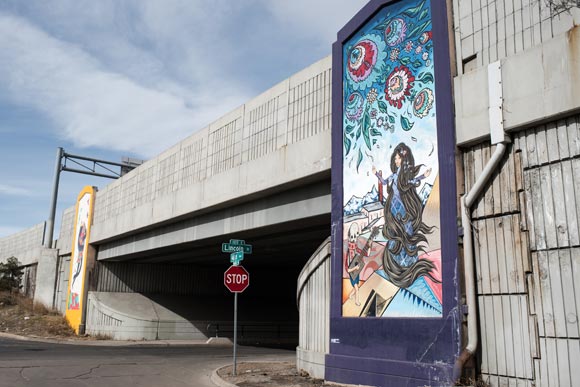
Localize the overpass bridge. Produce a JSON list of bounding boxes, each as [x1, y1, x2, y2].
[[1, 56, 333, 343]]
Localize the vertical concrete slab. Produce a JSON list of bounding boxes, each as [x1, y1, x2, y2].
[[33, 248, 58, 308]]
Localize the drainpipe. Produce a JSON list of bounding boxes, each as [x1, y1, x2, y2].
[[454, 61, 510, 380]]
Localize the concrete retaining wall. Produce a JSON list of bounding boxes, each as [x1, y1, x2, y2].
[[0, 222, 45, 265], [86, 292, 210, 340], [86, 292, 298, 342], [296, 237, 331, 379]]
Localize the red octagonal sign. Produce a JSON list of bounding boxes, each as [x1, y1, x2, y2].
[[224, 265, 250, 293]]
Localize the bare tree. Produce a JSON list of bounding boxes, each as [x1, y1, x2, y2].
[[543, 0, 580, 14]]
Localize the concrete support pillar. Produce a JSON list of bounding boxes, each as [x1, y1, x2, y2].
[[33, 248, 59, 309]]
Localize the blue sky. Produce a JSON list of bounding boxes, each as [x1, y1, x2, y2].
[[0, 0, 365, 239]]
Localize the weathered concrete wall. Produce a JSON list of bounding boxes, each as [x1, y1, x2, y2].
[[453, 0, 580, 73], [97, 180, 330, 260], [86, 291, 299, 342], [32, 248, 58, 308], [54, 255, 70, 314], [56, 207, 75, 256], [464, 116, 580, 387], [86, 292, 209, 340], [94, 262, 223, 295], [453, 0, 580, 145], [0, 223, 51, 305], [455, 26, 580, 145], [456, 3, 580, 386], [0, 222, 45, 265], [515, 117, 580, 387], [297, 237, 330, 379], [463, 142, 536, 385]]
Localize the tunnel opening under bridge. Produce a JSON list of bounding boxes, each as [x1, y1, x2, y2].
[[87, 216, 330, 347]]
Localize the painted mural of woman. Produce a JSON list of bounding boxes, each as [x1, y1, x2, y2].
[[71, 221, 87, 288], [372, 142, 439, 288]]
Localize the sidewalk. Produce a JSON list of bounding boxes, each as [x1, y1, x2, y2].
[[211, 361, 367, 387], [0, 331, 233, 346]]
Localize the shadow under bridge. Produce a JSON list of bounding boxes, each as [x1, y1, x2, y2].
[[86, 181, 331, 346]]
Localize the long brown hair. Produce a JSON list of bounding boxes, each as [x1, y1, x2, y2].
[[382, 142, 439, 288]]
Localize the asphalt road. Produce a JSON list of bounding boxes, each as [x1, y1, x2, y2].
[[0, 338, 295, 387]]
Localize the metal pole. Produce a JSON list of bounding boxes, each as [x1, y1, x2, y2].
[[233, 292, 238, 376], [44, 147, 63, 248]]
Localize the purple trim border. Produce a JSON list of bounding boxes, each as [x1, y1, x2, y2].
[[328, 0, 460, 385]]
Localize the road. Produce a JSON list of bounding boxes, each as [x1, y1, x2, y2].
[[0, 337, 295, 387]]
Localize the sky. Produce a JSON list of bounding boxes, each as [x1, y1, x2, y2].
[[0, 0, 366, 239]]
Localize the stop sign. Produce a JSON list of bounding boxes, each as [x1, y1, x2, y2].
[[224, 265, 250, 293]]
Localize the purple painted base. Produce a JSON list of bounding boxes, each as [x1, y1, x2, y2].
[[326, 353, 453, 387]]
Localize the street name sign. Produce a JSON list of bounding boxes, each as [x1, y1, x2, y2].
[[221, 239, 253, 254], [222, 239, 252, 266]]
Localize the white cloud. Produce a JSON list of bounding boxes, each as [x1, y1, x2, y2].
[[0, 184, 34, 197], [0, 11, 250, 157], [260, 0, 366, 45], [0, 1, 365, 158]]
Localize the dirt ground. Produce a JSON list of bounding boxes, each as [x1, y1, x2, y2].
[[217, 361, 353, 387], [0, 291, 84, 339], [217, 362, 484, 387]]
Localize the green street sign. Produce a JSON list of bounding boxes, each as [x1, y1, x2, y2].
[[222, 239, 252, 254], [230, 251, 244, 265]]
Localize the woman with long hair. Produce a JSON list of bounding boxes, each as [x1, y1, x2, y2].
[[372, 142, 439, 288]]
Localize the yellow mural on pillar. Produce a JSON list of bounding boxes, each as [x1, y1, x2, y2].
[[65, 186, 95, 333]]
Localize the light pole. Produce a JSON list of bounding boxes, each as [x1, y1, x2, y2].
[[43, 147, 141, 248], [44, 148, 63, 248]]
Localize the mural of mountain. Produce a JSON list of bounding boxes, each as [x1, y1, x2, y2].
[[344, 185, 379, 215]]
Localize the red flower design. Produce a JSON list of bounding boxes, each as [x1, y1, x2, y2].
[[385, 66, 415, 109], [347, 40, 378, 83]]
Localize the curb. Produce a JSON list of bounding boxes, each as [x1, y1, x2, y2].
[[210, 361, 297, 387], [0, 332, 228, 347], [210, 367, 238, 387], [209, 361, 372, 387], [206, 337, 233, 346]]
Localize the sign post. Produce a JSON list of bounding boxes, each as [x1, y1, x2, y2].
[[234, 291, 238, 375], [223, 240, 251, 376]]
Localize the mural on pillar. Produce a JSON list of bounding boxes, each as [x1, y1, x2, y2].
[[342, 0, 442, 318], [65, 186, 95, 333]]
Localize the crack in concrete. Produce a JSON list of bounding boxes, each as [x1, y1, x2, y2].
[[63, 362, 139, 379], [19, 367, 30, 382], [63, 364, 102, 380], [76, 373, 163, 380], [415, 307, 458, 364], [408, 307, 460, 387]]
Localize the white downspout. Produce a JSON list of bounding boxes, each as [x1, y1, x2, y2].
[[454, 61, 510, 380]]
